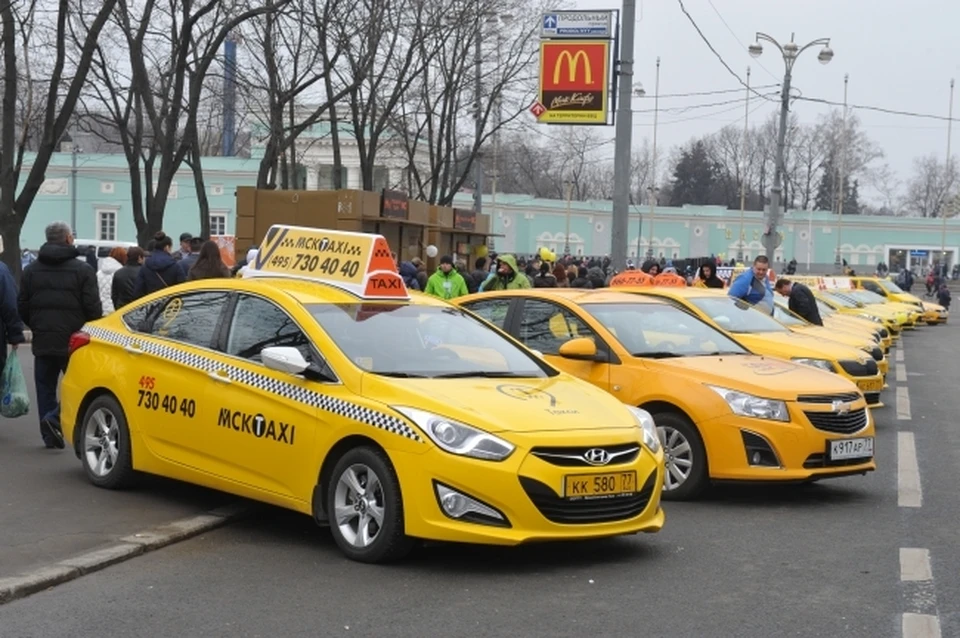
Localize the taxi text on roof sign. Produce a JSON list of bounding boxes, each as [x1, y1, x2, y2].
[[247, 225, 410, 300], [788, 275, 856, 291]]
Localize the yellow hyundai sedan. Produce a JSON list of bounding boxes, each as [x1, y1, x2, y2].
[[618, 288, 886, 406], [455, 289, 876, 500], [58, 227, 665, 563]]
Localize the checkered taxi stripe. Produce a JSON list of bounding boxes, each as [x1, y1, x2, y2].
[[82, 325, 423, 442]]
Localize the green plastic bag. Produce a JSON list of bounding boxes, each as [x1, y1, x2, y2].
[[1, 350, 30, 418]]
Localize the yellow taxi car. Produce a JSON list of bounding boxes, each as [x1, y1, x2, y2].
[[59, 226, 665, 563], [616, 287, 886, 406], [833, 289, 921, 329], [453, 289, 876, 500], [816, 290, 906, 338], [770, 299, 888, 378], [811, 298, 894, 352], [851, 276, 929, 312]]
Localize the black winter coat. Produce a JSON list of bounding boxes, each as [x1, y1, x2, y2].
[[18, 243, 102, 357], [788, 282, 823, 326], [133, 251, 186, 299], [111, 264, 141, 309]]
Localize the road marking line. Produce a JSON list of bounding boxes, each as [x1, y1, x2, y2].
[[898, 432, 923, 507], [897, 363, 908, 381], [902, 613, 941, 638], [896, 348, 904, 362], [900, 548, 933, 582], [897, 387, 912, 420]]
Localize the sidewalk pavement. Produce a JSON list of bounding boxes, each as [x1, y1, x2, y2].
[[0, 349, 236, 579]]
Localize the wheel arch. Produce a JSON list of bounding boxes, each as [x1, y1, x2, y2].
[[72, 387, 120, 458], [639, 399, 712, 471], [313, 434, 392, 524]]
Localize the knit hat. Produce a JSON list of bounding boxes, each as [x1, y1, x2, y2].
[[439, 255, 454, 265]]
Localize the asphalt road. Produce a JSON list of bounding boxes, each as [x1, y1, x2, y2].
[[0, 351, 232, 576], [0, 325, 956, 638]]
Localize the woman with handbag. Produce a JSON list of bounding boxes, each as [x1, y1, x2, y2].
[[132, 231, 186, 300]]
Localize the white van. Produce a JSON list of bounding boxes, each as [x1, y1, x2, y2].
[[74, 239, 138, 262]]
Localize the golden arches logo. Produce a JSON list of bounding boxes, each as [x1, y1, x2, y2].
[[553, 49, 593, 85]]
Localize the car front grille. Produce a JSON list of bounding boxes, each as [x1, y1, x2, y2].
[[863, 392, 881, 405], [869, 347, 883, 361], [838, 359, 879, 377], [879, 328, 889, 338], [519, 470, 657, 524], [531, 443, 641, 467], [804, 408, 869, 434], [796, 392, 861, 404]]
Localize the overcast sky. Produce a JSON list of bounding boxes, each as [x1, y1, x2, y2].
[[562, 0, 958, 202]]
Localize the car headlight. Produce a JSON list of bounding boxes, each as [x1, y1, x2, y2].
[[860, 314, 882, 323], [707, 386, 789, 422], [791, 357, 836, 372], [626, 406, 660, 453], [393, 406, 514, 461]]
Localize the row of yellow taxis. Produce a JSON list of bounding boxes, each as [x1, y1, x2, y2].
[[57, 227, 940, 562]]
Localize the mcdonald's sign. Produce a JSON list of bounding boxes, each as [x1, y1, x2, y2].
[[538, 40, 610, 124]]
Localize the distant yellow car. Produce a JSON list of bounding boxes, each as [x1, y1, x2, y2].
[[816, 291, 905, 338], [455, 289, 876, 500], [770, 300, 888, 378], [836, 289, 921, 329], [58, 226, 666, 563], [618, 288, 886, 407], [811, 299, 893, 351], [850, 276, 948, 324]]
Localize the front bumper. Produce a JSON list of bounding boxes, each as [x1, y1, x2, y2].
[[392, 430, 665, 546], [700, 404, 876, 483]]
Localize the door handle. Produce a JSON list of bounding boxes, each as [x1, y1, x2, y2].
[[124, 343, 143, 355], [209, 370, 232, 384]]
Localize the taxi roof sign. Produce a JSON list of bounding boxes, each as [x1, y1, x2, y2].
[[609, 271, 653, 287], [246, 225, 409, 300]]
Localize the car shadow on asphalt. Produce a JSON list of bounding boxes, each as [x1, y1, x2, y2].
[[697, 480, 877, 508]]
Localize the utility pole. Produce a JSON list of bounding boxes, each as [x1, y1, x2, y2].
[[610, 0, 638, 270], [940, 78, 955, 277], [473, 12, 484, 217], [835, 73, 849, 274], [737, 67, 751, 262], [749, 33, 833, 262], [70, 146, 78, 235], [646, 57, 660, 260]]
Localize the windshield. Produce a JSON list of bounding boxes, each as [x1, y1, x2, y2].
[[816, 299, 837, 316], [877, 279, 905, 294], [847, 290, 887, 305], [688, 296, 789, 334], [308, 304, 552, 379], [582, 303, 747, 357], [821, 292, 860, 309], [772, 304, 808, 326]]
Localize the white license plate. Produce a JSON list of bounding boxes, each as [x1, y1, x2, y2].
[[829, 437, 874, 461]]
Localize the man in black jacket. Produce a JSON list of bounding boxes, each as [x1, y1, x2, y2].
[[774, 278, 822, 326], [18, 222, 103, 448]]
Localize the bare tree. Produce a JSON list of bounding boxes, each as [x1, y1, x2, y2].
[[904, 154, 958, 218], [1, 0, 119, 279]]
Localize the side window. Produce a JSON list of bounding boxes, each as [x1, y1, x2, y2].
[[862, 281, 883, 295], [226, 294, 312, 363], [149, 292, 230, 348], [462, 299, 511, 331], [518, 300, 596, 355], [122, 303, 155, 333]]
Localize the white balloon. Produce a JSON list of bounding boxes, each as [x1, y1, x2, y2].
[[425, 245, 438, 258]]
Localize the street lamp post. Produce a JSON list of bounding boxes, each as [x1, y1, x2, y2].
[[564, 180, 573, 255], [835, 74, 849, 274], [737, 66, 751, 262], [749, 33, 833, 261], [646, 57, 661, 260], [472, 8, 484, 217], [940, 78, 955, 277]]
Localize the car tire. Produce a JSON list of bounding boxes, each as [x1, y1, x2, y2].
[[326, 446, 414, 563], [80, 395, 136, 490], [652, 411, 708, 501]]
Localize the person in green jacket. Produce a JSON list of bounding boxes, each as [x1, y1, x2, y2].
[[480, 254, 532, 291], [424, 256, 469, 300]]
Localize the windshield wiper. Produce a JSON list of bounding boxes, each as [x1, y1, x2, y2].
[[700, 351, 747, 356], [633, 351, 684, 359], [375, 372, 430, 378], [431, 371, 531, 379]]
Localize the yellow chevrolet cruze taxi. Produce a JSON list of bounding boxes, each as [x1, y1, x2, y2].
[[617, 287, 886, 406], [770, 299, 888, 377], [816, 290, 905, 338], [59, 227, 665, 563], [455, 289, 876, 500]]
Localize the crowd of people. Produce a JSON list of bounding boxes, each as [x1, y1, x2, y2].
[[5, 222, 235, 451]]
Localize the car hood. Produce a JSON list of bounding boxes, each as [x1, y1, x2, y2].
[[655, 355, 861, 399], [362, 374, 638, 434], [734, 330, 869, 362], [787, 325, 873, 350]]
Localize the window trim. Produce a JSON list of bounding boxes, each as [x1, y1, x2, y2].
[[208, 210, 229, 236], [513, 297, 617, 363], [220, 291, 341, 385], [458, 297, 516, 334], [95, 208, 119, 242]]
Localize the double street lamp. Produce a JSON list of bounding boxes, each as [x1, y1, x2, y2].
[[749, 33, 833, 263]]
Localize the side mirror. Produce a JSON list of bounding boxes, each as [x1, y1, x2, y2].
[[558, 337, 602, 361], [262, 346, 310, 375]]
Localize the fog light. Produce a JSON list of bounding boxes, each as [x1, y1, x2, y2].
[[751, 451, 762, 465], [741, 430, 781, 467], [434, 482, 510, 527]]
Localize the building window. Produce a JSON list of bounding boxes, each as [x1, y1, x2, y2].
[[209, 213, 227, 236], [97, 210, 117, 241], [373, 166, 389, 192], [318, 165, 346, 190]]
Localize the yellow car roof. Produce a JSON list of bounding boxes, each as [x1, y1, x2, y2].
[[616, 286, 725, 299], [458, 289, 668, 305]]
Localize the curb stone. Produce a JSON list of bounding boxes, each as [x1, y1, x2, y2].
[[0, 502, 250, 605]]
